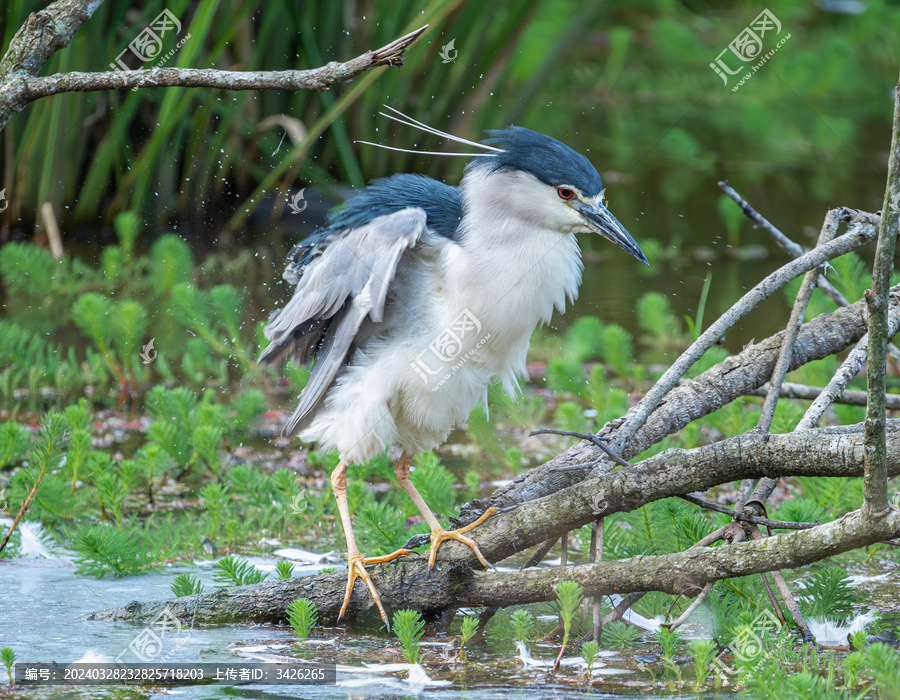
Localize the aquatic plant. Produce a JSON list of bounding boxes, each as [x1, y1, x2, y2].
[[212, 556, 268, 587], [286, 598, 318, 639], [552, 580, 583, 672], [392, 609, 425, 664], [689, 638, 718, 691], [457, 615, 479, 663], [275, 561, 295, 581], [0, 647, 15, 687], [171, 574, 204, 597], [580, 639, 600, 678], [510, 609, 535, 643]]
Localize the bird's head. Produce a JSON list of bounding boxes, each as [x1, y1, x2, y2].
[[462, 127, 648, 267]]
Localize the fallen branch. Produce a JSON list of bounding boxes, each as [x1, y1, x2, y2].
[[458, 280, 894, 524], [88, 507, 900, 626], [88, 422, 900, 625]]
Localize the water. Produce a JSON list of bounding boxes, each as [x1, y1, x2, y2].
[[0, 552, 710, 698]]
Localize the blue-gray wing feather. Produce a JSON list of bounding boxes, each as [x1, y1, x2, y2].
[[258, 208, 427, 436]]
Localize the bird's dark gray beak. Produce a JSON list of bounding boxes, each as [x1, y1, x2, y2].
[[575, 201, 649, 267]]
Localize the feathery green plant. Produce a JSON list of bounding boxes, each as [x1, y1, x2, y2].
[[0, 647, 15, 687], [171, 573, 204, 597], [275, 561, 295, 581], [601, 621, 643, 649], [457, 615, 479, 663], [286, 598, 318, 639], [212, 556, 268, 587], [689, 638, 718, 691], [392, 609, 425, 664], [0, 422, 29, 469], [510, 609, 535, 642], [581, 639, 600, 678], [797, 567, 862, 623], [553, 580, 584, 671], [72, 524, 150, 578]]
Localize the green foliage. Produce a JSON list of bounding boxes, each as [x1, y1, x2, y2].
[[554, 401, 588, 433], [171, 573, 204, 597], [0, 422, 30, 469], [636, 293, 689, 364], [793, 476, 863, 520], [0, 647, 15, 687], [409, 453, 456, 520], [72, 524, 150, 578], [689, 638, 718, 691], [864, 643, 900, 699], [599, 324, 635, 378], [355, 500, 412, 557], [510, 609, 535, 642], [554, 580, 583, 665], [212, 556, 268, 587], [457, 615, 479, 662], [601, 621, 643, 649], [581, 639, 600, 677], [392, 609, 425, 664], [275, 561, 295, 581], [286, 598, 318, 639], [797, 567, 862, 623]]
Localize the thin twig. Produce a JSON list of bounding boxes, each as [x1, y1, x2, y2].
[[747, 382, 900, 411], [664, 582, 714, 631], [679, 494, 816, 530], [749, 525, 814, 642], [520, 537, 559, 570], [719, 180, 900, 366], [530, 429, 630, 467], [758, 210, 841, 432]]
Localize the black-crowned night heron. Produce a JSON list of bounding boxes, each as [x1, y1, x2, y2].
[[259, 108, 648, 628]]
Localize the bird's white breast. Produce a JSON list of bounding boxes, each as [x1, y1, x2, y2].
[[300, 170, 585, 463]]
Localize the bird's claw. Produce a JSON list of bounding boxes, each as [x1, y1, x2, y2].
[[337, 548, 411, 631], [427, 507, 498, 570]]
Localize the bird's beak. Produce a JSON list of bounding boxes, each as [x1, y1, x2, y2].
[[574, 201, 649, 267]]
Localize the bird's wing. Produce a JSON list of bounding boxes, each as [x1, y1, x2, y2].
[[258, 208, 428, 436]]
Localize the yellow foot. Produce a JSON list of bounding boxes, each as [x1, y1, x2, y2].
[[338, 548, 411, 630], [427, 507, 498, 570]]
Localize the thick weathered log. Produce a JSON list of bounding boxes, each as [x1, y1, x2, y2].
[[457, 282, 898, 524], [88, 421, 900, 625]]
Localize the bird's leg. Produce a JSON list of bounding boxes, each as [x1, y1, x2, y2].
[[330, 462, 410, 629], [394, 452, 497, 570]]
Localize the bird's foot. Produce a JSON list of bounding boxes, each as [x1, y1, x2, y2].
[[338, 548, 411, 630], [427, 507, 498, 570]]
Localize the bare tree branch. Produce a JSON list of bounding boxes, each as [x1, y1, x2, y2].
[[88, 506, 900, 626], [457, 278, 894, 525], [0, 0, 427, 130], [863, 68, 900, 516], [747, 381, 900, 411]]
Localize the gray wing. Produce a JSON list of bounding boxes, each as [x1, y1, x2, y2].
[[258, 208, 427, 437]]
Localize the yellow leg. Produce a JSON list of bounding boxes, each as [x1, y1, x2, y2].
[[330, 462, 410, 630], [394, 452, 497, 570]]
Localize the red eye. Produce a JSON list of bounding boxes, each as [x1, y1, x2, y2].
[[557, 187, 574, 200]]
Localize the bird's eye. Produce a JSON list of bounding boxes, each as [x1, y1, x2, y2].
[[557, 187, 574, 200]]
